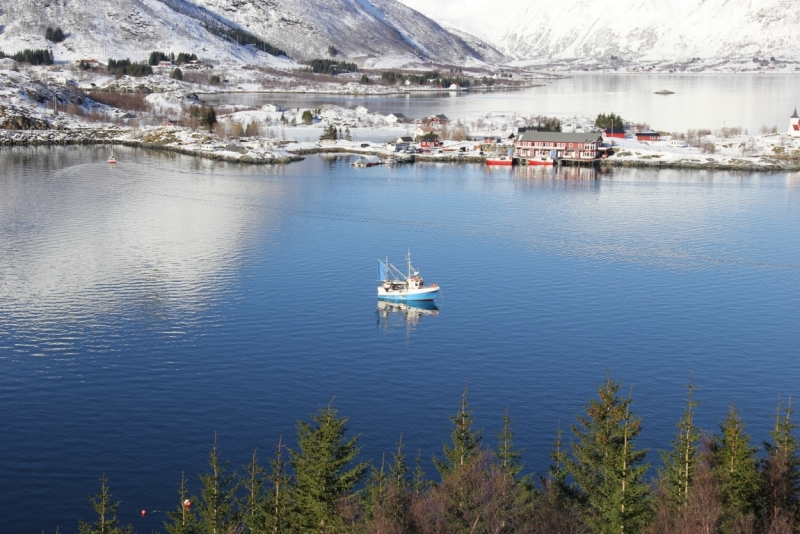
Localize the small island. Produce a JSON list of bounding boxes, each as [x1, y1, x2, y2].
[[654, 89, 675, 95]]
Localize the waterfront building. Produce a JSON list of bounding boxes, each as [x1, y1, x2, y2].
[[515, 132, 603, 161]]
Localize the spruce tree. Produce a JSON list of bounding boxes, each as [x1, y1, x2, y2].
[[547, 423, 577, 504], [237, 449, 266, 534], [263, 436, 294, 534], [164, 472, 197, 534], [713, 404, 760, 529], [78, 475, 132, 534], [761, 396, 800, 523], [495, 407, 524, 481], [195, 438, 237, 534], [389, 435, 409, 488], [569, 377, 652, 534], [412, 448, 426, 495], [659, 379, 701, 508], [290, 401, 368, 533], [433, 384, 482, 476]]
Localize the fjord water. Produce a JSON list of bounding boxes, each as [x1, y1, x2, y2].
[[204, 72, 800, 132], [1, 147, 799, 533]]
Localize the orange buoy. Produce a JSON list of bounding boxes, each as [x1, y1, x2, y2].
[[141, 510, 147, 517], [183, 499, 192, 509]]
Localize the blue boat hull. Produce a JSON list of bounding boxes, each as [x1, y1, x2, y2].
[[378, 289, 439, 302]]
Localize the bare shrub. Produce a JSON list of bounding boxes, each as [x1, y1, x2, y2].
[[244, 122, 260, 137], [85, 91, 151, 113], [701, 142, 716, 154], [229, 122, 244, 139]]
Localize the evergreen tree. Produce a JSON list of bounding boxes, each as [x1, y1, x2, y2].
[[203, 106, 217, 133], [389, 435, 409, 488], [433, 384, 482, 476], [164, 473, 198, 534], [363, 454, 389, 519], [172, 68, 183, 81], [495, 407, 524, 481], [301, 110, 313, 125], [761, 396, 800, 524], [237, 449, 266, 534], [659, 379, 701, 508], [262, 436, 295, 534], [546, 423, 577, 504], [344, 127, 352, 141], [712, 404, 760, 529], [195, 438, 237, 534], [290, 401, 368, 533], [412, 447, 426, 495], [78, 475, 132, 534], [569, 377, 652, 534]]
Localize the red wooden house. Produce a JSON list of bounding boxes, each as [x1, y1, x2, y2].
[[604, 128, 626, 139], [515, 132, 603, 161], [635, 130, 659, 142]]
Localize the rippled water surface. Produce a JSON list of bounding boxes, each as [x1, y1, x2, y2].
[[1, 147, 799, 533]]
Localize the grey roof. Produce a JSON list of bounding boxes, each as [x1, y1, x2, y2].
[[518, 131, 603, 143], [389, 112, 407, 118], [792, 108, 799, 119]]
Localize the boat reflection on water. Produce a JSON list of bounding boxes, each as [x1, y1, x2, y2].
[[376, 299, 439, 331]]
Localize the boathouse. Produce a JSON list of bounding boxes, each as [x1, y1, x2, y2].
[[515, 132, 603, 161], [604, 128, 626, 139], [635, 130, 660, 142]]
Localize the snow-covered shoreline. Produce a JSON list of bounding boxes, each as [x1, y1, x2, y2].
[[3, 127, 800, 173]]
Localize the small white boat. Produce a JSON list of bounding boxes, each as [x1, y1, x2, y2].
[[377, 251, 440, 302], [107, 150, 117, 164], [351, 155, 381, 167]]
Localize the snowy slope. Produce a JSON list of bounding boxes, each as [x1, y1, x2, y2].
[[0, 0, 503, 68], [399, 0, 800, 62]]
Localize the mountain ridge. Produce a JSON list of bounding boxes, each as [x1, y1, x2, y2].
[[399, 0, 800, 63]]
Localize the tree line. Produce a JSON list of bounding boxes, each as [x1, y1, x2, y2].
[[0, 48, 53, 65], [76, 376, 799, 534]]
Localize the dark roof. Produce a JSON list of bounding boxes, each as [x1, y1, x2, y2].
[[518, 132, 603, 143], [390, 113, 407, 118], [635, 130, 659, 136], [604, 128, 626, 133], [432, 114, 448, 120], [397, 136, 413, 142], [792, 108, 799, 119]]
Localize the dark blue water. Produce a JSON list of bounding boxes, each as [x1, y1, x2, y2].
[[1, 146, 799, 533]]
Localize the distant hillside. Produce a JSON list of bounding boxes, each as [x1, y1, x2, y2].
[[0, 0, 504, 68], [399, 0, 800, 63]]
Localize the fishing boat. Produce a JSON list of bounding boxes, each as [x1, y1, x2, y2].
[[527, 155, 555, 166], [351, 155, 381, 167], [107, 150, 117, 164], [377, 251, 440, 301], [485, 156, 516, 166]]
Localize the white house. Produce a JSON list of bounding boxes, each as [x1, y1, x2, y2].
[[448, 83, 459, 90], [355, 106, 368, 115], [404, 79, 412, 86], [789, 108, 800, 137], [386, 113, 408, 125], [262, 104, 281, 112], [414, 125, 440, 139]]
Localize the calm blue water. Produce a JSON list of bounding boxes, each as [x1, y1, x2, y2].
[[1, 146, 799, 533]]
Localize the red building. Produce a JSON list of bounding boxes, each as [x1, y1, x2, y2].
[[420, 139, 442, 148], [604, 128, 626, 139], [635, 130, 659, 142], [515, 132, 603, 161], [428, 114, 449, 124]]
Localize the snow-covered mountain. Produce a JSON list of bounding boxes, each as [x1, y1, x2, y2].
[[0, 0, 503, 68], [399, 0, 800, 63]]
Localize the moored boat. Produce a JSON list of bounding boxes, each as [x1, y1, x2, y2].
[[377, 251, 440, 301], [527, 155, 555, 166], [107, 151, 117, 164], [485, 156, 516, 166]]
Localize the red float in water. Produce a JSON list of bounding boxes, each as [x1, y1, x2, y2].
[[183, 499, 192, 509], [141, 510, 147, 517]]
